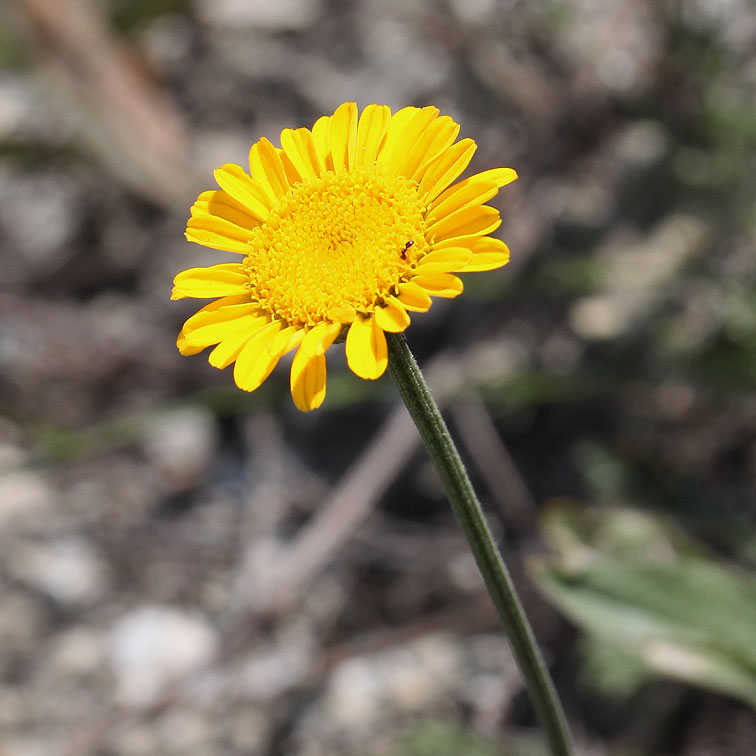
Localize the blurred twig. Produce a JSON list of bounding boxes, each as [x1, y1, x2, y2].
[[255, 350, 534, 618], [13, 0, 194, 209], [257, 403, 420, 616], [450, 395, 537, 540]]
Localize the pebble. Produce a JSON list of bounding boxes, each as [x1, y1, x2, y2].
[[194, 0, 322, 30], [0, 737, 61, 756], [449, 0, 497, 23], [139, 13, 194, 71], [8, 537, 106, 605], [0, 171, 83, 267], [237, 619, 315, 701], [141, 406, 219, 490], [323, 656, 384, 730], [107, 605, 219, 708], [0, 74, 38, 141], [322, 633, 462, 730], [0, 469, 55, 528]]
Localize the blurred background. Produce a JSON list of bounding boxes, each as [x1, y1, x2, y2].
[[1, 0, 755, 754]]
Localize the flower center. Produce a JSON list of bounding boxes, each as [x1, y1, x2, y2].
[[243, 165, 428, 328]]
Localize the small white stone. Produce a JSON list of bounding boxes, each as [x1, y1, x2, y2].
[[611, 120, 669, 167], [0, 441, 25, 470], [0, 173, 82, 266], [194, 0, 321, 30], [323, 633, 462, 730], [108, 605, 219, 708], [448, 551, 483, 592], [9, 537, 106, 605], [449, 0, 496, 23], [0, 469, 55, 527], [139, 13, 194, 70], [141, 406, 218, 489], [324, 656, 383, 729], [381, 647, 438, 712], [0, 74, 38, 140], [0, 737, 60, 756], [569, 294, 634, 340]]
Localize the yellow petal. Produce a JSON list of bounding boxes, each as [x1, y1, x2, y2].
[[186, 215, 255, 254], [277, 148, 303, 185], [300, 321, 343, 357], [310, 115, 329, 155], [290, 348, 327, 411], [185, 227, 252, 255], [456, 236, 511, 272], [268, 324, 303, 356], [180, 296, 256, 351], [460, 253, 510, 272], [330, 102, 358, 173], [412, 272, 464, 298], [426, 179, 499, 224], [180, 294, 250, 330], [388, 106, 440, 177], [182, 298, 256, 329], [345, 316, 388, 380], [416, 138, 477, 202], [407, 116, 461, 180], [289, 328, 308, 352], [171, 264, 249, 300], [478, 167, 518, 186], [354, 104, 391, 167], [191, 190, 262, 230], [375, 106, 419, 166], [249, 137, 291, 201], [412, 248, 473, 275], [395, 284, 432, 312], [233, 320, 285, 392], [280, 127, 325, 179], [213, 164, 271, 220], [374, 299, 411, 333], [208, 321, 270, 369], [426, 204, 501, 242], [177, 330, 205, 356], [431, 167, 517, 209], [184, 311, 266, 349], [432, 233, 483, 251], [482, 166, 518, 187]]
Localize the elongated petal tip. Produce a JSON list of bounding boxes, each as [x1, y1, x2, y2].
[[345, 316, 388, 380], [291, 347, 328, 411]]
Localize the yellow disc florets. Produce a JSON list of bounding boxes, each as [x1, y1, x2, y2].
[[243, 165, 428, 328]]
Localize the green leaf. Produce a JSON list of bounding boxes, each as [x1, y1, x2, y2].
[[531, 505, 756, 706]]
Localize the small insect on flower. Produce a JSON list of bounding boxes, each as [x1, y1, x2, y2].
[[172, 102, 517, 411]]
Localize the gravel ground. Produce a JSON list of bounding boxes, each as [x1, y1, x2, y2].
[[1, 0, 756, 754]]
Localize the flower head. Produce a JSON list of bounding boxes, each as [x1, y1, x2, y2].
[[172, 103, 517, 410]]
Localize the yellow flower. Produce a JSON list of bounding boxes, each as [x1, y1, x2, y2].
[[172, 103, 517, 411]]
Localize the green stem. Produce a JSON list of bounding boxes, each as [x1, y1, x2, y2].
[[386, 333, 573, 756]]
